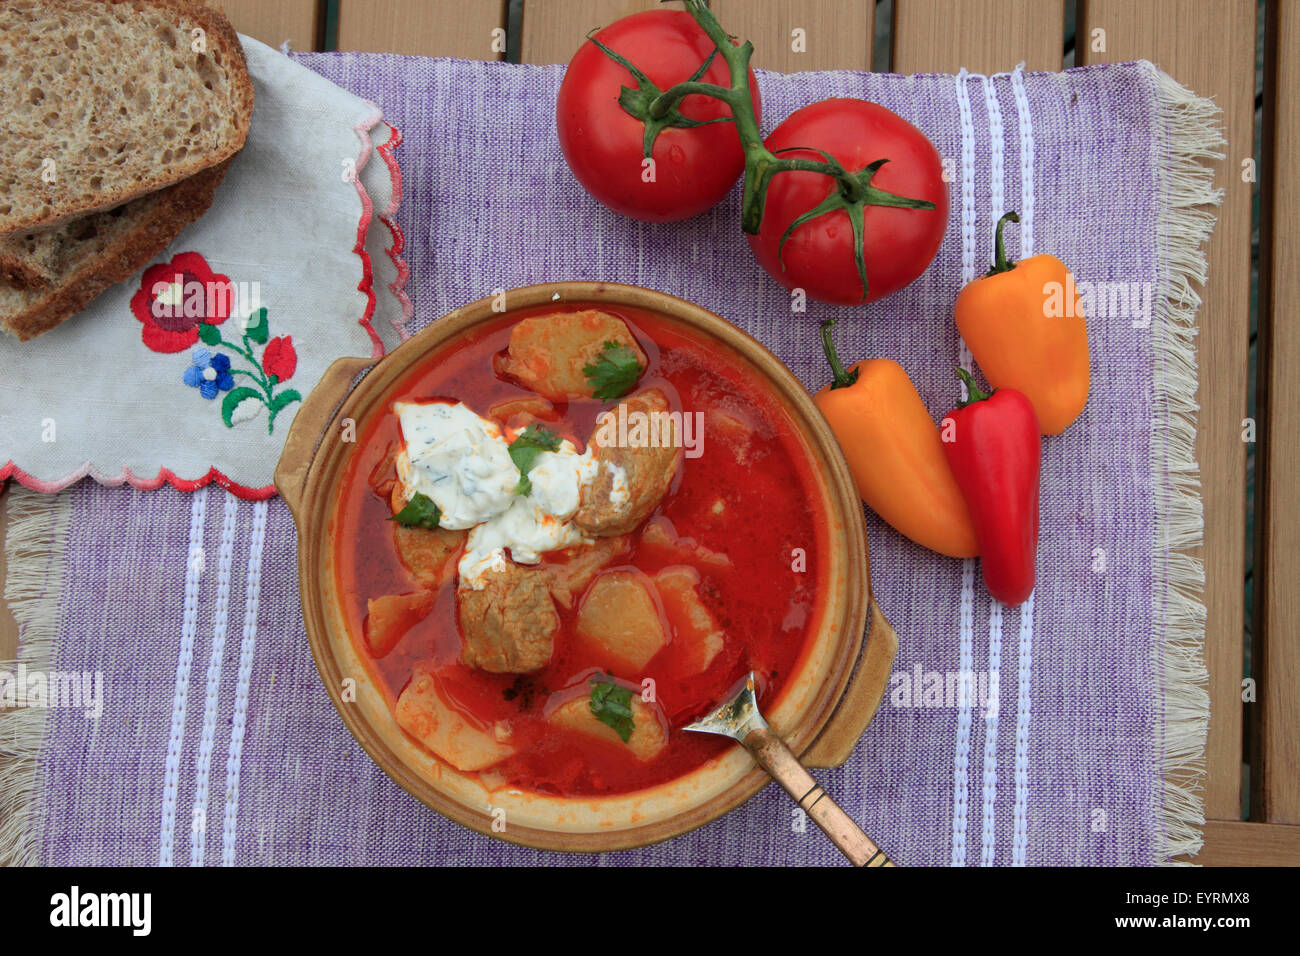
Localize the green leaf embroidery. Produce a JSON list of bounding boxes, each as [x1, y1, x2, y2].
[[221, 386, 264, 428], [191, 305, 299, 434], [588, 676, 636, 743], [389, 492, 442, 529], [583, 341, 643, 400], [265, 388, 302, 435], [508, 424, 562, 496], [269, 389, 301, 414], [243, 307, 269, 345]]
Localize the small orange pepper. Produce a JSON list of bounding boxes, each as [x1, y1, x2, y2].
[[814, 320, 978, 559], [954, 212, 1090, 435]]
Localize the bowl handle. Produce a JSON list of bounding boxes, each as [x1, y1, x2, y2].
[[802, 600, 899, 769], [274, 354, 376, 521]]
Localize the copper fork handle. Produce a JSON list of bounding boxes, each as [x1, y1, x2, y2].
[[744, 726, 896, 867]]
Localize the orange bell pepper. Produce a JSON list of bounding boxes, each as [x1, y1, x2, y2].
[[814, 320, 978, 559], [954, 212, 1090, 435]]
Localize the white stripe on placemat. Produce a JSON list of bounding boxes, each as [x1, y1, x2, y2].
[[221, 499, 269, 867], [1013, 590, 1035, 865], [189, 493, 240, 866], [951, 67, 979, 867], [981, 599, 1003, 865], [158, 486, 208, 867], [1010, 64, 1036, 257], [1009, 62, 1037, 867], [978, 73, 1007, 867]]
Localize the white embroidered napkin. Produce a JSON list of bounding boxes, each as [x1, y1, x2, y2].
[[0, 36, 409, 499]]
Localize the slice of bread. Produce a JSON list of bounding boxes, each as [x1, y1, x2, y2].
[[0, 229, 67, 290], [0, 161, 230, 342], [0, 0, 253, 236]]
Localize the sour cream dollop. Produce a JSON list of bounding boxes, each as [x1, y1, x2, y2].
[[393, 401, 609, 589], [393, 401, 518, 529]]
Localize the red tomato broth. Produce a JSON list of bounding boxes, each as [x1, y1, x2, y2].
[[334, 303, 829, 796]]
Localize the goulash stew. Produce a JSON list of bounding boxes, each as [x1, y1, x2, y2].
[[335, 304, 827, 796]]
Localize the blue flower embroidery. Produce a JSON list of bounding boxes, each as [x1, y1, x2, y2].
[[182, 348, 235, 400]]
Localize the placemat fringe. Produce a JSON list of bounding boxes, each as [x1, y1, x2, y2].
[[0, 487, 71, 866], [1148, 62, 1222, 865]]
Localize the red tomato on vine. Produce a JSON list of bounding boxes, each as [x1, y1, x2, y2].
[[747, 99, 949, 305], [557, 9, 761, 223]]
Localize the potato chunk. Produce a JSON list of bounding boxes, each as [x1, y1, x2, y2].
[[654, 565, 725, 674], [495, 309, 646, 402], [365, 590, 436, 658], [457, 563, 559, 673], [368, 440, 401, 500], [575, 569, 668, 674], [487, 395, 559, 429], [396, 662, 516, 771], [574, 389, 681, 537], [547, 693, 667, 762], [639, 516, 731, 571]]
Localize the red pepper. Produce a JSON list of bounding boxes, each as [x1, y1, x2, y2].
[[942, 368, 1041, 606]]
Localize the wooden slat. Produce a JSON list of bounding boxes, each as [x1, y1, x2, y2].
[[1079, 0, 1256, 822], [892, 0, 1065, 73], [709, 1, 871, 72], [215, 0, 323, 51], [1256, 0, 1300, 824], [338, 0, 508, 58], [521, 1, 870, 71], [1182, 821, 1300, 866], [520, 1, 670, 65]]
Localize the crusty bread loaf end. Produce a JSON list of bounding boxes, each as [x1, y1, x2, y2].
[[0, 0, 253, 236], [0, 161, 231, 342]]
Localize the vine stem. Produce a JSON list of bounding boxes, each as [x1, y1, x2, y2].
[[649, 0, 851, 234], [594, 0, 937, 300]]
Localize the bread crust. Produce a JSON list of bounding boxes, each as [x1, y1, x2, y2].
[[0, 0, 254, 236], [0, 160, 231, 342], [0, 251, 52, 291]]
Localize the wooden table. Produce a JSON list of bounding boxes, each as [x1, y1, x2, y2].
[[3, 0, 1296, 866]]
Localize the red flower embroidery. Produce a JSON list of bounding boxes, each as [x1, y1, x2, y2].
[[263, 336, 297, 382], [130, 251, 234, 353]]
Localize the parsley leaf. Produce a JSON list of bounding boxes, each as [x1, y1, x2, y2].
[[588, 675, 635, 743], [388, 492, 441, 529], [583, 340, 643, 401], [509, 424, 562, 496]]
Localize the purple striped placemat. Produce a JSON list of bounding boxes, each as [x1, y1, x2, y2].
[[0, 53, 1219, 866]]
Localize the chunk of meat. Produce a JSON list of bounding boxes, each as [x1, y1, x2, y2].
[[654, 565, 725, 674], [575, 569, 668, 674], [573, 389, 681, 536], [365, 590, 436, 658], [396, 662, 516, 771], [457, 563, 559, 673], [547, 692, 668, 762], [393, 525, 465, 588], [542, 535, 631, 610], [639, 516, 731, 571], [495, 309, 646, 402]]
